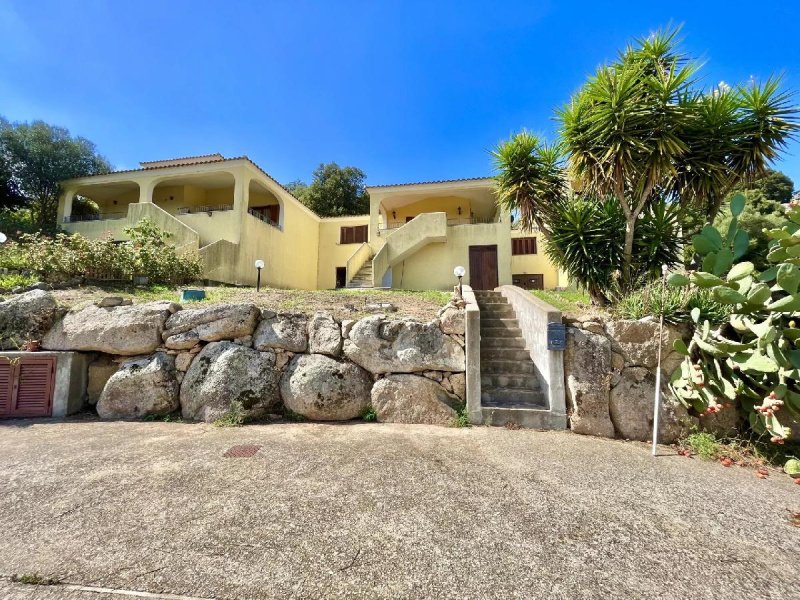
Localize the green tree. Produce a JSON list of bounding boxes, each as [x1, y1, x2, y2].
[[557, 27, 797, 289], [284, 179, 309, 199], [295, 163, 369, 217], [0, 119, 111, 230], [750, 169, 795, 204]]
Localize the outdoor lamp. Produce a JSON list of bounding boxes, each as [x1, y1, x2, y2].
[[255, 259, 265, 292], [454, 265, 465, 297], [0, 233, 6, 244]]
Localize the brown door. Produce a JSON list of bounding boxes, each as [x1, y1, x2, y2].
[[0, 356, 56, 419], [469, 245, 499, 290]]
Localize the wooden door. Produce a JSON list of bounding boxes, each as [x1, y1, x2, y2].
[[468, 245, 499, 290]]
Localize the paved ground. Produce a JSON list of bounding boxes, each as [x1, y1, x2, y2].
[[0, 421, 797, 600]]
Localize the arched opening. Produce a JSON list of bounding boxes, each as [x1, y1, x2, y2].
[[151, 171, 236, 216], [248, 180, 283, 229], [66, 181, 139, 222]]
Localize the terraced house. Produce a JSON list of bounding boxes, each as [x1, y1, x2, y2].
[[58, 154, 565, 291]]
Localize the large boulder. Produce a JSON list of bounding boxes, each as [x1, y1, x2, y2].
[[438, 305, 465, 335], [253, 312, 308, 352], [605, 319, 687, 370], [181, 341, 280, 423], [280, 354, 371, 421], [343, 315, 465, 374], [43, 301, 178, 355], [0, 290, 58, 349], [307, 312, 342, 356], [87, 356, 119, 405], [564, 327, 615, 438], [609, 367, 696, 443], [96, 353, 179, 419], [371, 374, 461, 425], [163, 303, 259, 342]]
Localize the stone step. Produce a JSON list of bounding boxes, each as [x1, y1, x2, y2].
[[481, 337, 526, 349], [481, 373, 540, 389], [481, 406, 567, 429], [474, 291, 502, 297], [477, 300, 509, 307], [480, 306, 515, 317], [481, 387, 547, 407], [480, 359, 536, 375], [479, 326, 522, 338], [480, 318, 520, 330], [481, 347, 530, 361]]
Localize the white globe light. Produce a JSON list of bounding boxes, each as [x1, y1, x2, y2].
[[453, 265, 465, 278], [0, 232, 6, 244], [255, 259, 265, 269]]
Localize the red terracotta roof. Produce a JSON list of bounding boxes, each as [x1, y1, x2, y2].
[[368, 176, 492, 189]]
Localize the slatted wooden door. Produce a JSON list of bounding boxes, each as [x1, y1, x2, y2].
[[468, 245, 499, 290], [0, 356, 56, 419]]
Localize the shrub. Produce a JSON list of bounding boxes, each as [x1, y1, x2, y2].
[[544, 196, 681, 303], [669, 193, 800, 442], [0, 272, 37, 290], [1, 219, 201, 285], [615, 281, 728, 324]]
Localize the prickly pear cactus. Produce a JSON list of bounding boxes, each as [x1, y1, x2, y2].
[[669, 193, 800, 442]]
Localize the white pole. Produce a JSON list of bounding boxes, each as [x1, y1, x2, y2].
[[652, 264, 669, 457]]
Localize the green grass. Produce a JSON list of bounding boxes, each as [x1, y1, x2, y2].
[[529, 289, 591, 313], [679, 430, 800, 467], [451, 404, 471, 428]]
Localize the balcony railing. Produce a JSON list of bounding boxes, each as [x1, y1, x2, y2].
[[176, 204, 233, 215], [247, 208, 281, 229], [377, 215, 500, 234], [64, 212, 126, 223]]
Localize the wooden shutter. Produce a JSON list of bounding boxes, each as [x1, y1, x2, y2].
[[340, 226, 367, 244], [0, 359, 11, 417], [12, 358, 55, 417], [512, 237, 537, 255], [354, 225, 367, 243]]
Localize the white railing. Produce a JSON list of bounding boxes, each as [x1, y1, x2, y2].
[[247, 208, 281, 230], [345, 242, 372, 285]]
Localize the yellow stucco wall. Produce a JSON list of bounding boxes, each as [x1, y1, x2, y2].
[[388, 222, 512, 291], [509, 229, 560, 289], [384, 196, 475, 229], [316, 216, 371, 289]]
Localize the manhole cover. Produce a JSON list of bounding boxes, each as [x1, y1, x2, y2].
[[224, 444, 262, 458]]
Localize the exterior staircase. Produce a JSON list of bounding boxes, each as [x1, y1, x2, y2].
[[474, 290, 550, 427], [347, 262, 374, 289]]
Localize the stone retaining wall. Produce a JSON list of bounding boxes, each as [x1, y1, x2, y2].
[[564, 316, 708, 443], [0, 290, 467, 426]]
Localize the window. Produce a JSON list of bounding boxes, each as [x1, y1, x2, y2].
[[512, 237, 537, 255], [340, 225, 368, 244]]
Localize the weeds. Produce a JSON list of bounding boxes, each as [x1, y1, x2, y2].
[[283, 407, 307, 423], [12, 573, 57, 586], [361, 405, 377, 422], [678, 430, 800, 468], [144, 412, 184, 423], [212, 402, 246, 427], [451, 404, 471, 428]]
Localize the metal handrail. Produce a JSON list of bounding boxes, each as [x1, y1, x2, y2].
[[64, 212, 126, 223], [247, 208, 281, 229], [176, 204, 233, 215]]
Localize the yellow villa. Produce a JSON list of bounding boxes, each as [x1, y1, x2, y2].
[[58, 154, 565, 291]]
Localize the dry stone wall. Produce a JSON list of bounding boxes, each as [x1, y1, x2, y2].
[[0, 291, 467, 426], [564, 316, 699, 444]]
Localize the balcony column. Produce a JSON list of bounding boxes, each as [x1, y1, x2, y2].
[[57, 188, 76, 224], [138, 179, 156, 204], [230, 171, 249, 244]]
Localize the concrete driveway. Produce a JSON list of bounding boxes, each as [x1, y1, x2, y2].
[[0, 420, 797, 600]]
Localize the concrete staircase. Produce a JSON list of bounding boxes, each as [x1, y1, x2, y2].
[[475, 290, 551, 427], [347, 263, 374, 289]]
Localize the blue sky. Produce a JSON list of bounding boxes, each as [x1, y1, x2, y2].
[[1, 0, 798, 188]]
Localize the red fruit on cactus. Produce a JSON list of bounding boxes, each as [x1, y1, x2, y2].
[[721, 458, 733, 467]]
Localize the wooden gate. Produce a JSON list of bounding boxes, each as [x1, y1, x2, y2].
[[468, 245, 499, 290], [0, 356, 56, 419]]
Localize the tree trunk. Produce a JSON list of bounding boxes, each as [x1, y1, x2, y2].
[[621, 216, 636, 289]]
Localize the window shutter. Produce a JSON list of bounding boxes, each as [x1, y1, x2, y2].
[[13, 358, 55, 417], [0, 360, 11, 417]]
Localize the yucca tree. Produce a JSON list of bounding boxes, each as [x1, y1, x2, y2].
[[491, 130, 566, 234], [558, 27, 798, 289]]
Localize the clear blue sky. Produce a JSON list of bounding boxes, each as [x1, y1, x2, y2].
[[1, 0, 798, 188]]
